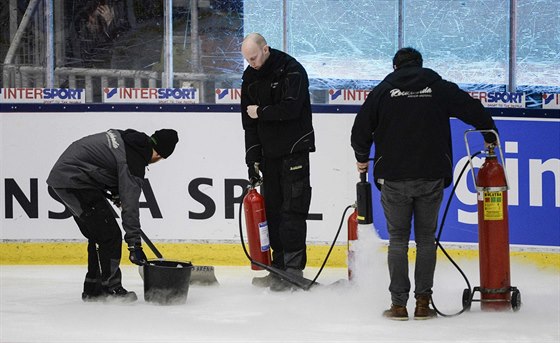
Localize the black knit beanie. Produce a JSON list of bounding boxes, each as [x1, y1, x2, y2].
[[151, 129, 179, 158]]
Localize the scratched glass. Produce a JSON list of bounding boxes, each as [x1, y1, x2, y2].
[[0, 0, 557, 104]]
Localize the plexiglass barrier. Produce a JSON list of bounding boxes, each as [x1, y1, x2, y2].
[[0, 0, 558, 105]]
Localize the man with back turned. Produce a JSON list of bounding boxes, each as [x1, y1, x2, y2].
[[351, 47, 497, 319]]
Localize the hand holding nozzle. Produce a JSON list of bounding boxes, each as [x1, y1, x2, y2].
[[356, 161, 368, 174], [484, 141, 498, 156]]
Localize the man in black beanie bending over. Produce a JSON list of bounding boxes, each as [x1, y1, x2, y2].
[[47, 128, 178, 302]]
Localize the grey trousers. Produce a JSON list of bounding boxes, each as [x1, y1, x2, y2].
[[380, 179, 444, 306]]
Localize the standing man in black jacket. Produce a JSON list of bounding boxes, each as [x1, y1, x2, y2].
[[47, 128, 178, 302], [351, 48, 497, 320], [241, 33, 315, 291]]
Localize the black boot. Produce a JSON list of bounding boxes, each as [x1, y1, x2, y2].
[[270, 249, 306, 292], [106, 286, 138, 303], [82, 290, 108, 302], [252, 252, 284, 288], [252, 273, 279, 288], [270, 268, 303, 292], [82, 279, 107, 302]]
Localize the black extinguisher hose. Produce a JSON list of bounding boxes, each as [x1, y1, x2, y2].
[[236, 150, 481, 298], [431, 150, 482, 317], [238, 185, 353, 290], [309, 204, 353, 286]]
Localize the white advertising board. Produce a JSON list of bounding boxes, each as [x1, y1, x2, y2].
[[0, 112, 356, 243]]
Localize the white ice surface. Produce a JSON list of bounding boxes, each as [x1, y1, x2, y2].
[[1, 231, 559, 343]]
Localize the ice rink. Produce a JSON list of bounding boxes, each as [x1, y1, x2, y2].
[[2, 234, 559, 343]]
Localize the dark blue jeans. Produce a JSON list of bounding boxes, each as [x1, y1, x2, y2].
[[380, 179, 444, 306]]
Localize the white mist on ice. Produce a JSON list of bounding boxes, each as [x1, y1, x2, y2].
[[348, 223, 390, 309]]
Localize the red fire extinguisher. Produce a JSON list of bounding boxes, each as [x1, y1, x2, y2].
[[243, 185, 272, 270], [476, 144, 512, 310], [465, 130, 520, 312], [347, 207, 358, 280]]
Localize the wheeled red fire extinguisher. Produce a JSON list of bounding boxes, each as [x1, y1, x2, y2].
[[465, 130, 521, 311], [243, 182, 272, 270], [348, 172, 373, 280]]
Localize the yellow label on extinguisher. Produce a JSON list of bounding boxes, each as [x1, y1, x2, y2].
[[483, 191, 504, 220]]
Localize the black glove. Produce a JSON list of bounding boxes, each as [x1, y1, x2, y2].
[[110, 194, 121, 208], [128, 245, 147, 266], [103, 191, 121, 208], [247, 163, 262, 186]]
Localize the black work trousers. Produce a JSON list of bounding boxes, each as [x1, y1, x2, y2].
[[50, 187, 123, 294], [261, 152, 312, 270]]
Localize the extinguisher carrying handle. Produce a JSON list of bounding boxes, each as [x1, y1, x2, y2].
[[248, 178, 263, 189], [248, 163, 263, 188], [464, 129, 509, 190]]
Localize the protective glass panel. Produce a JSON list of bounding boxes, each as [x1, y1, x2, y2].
[[288, 0, 397, 89], [243, 0, 283, 50], [404, 0, 509, 87], [170, 1, 244, 102], [0, 0, 558, 104], [57, 1, 165, 101], [62, 0, 155, 70], [1, 0, 51, 88], [516, 1, 560, 89]]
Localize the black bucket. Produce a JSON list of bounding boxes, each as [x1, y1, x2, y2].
[[143, 260, 193, 305]]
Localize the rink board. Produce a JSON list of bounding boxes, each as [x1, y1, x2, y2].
[[1, 111, 558, 267]]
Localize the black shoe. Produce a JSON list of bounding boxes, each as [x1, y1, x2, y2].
[[252, 273, 278, 288], [81, 291, 108, 302], [269, 269, 303, 292], [269, 278, 295, 292], [106, 286, 137, 303]]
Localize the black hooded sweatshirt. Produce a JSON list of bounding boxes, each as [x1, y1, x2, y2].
[[119, 129, 152, 179], [241, 48, 315, 164], [351, 66, 497, 188]]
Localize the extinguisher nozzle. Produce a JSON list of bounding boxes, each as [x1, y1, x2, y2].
[[356, 173, 373, 225]]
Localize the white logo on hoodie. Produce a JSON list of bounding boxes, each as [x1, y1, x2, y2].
[[106, 130, 120, 149], [390, 87, 432, 98]]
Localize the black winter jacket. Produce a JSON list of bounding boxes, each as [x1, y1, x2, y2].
[[47, 129, 152, 246], [241, 48, 315, 164], [351, 66, 497, 188]]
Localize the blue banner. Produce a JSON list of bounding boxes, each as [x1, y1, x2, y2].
[[370, 117, 560, 247]]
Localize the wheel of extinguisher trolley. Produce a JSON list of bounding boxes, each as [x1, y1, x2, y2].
[[511, 288, 522, 312], [462, 288, 472, 311]]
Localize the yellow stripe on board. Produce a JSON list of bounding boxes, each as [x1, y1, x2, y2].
[[0, 242, 558, 271]]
